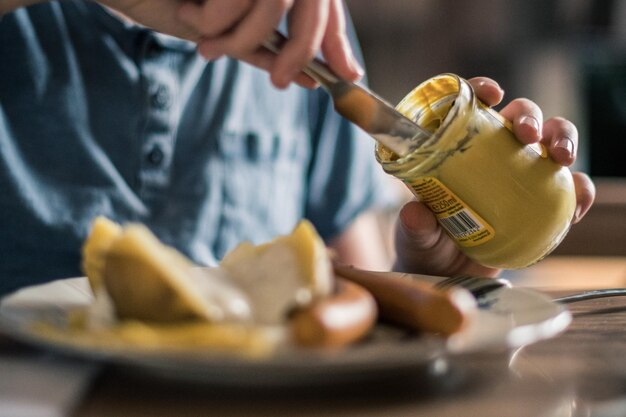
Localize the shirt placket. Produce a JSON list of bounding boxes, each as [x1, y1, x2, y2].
[[136, 35, 180, 201]]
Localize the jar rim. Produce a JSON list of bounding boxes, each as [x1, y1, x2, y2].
[[376, 73, 475, 177]]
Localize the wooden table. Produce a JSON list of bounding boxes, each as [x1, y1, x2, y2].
[[3, 256, 626, 417]]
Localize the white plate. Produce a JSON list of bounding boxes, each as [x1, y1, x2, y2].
[[0, 277, 571, 385]]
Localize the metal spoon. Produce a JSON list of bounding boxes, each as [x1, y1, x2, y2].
[[262, 31, 431, 157]]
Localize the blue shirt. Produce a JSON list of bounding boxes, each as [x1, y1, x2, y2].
[[0, 2, 394, 295]]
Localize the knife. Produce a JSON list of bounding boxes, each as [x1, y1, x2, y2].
[[262, 31, 431, 157]]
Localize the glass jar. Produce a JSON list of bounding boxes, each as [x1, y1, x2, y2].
[[377, 74, 576, 269]]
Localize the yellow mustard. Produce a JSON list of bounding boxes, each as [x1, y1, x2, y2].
[[377, 74, 576, 269]]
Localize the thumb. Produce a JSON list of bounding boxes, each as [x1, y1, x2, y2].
[[397, 201, 441, 250]]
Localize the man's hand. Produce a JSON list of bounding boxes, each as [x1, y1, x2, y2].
[[178, 0, 363, 89], [394, 77, 596, 278], [98, 0, 363, 89]]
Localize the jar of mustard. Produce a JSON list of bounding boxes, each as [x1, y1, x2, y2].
[[377, 73, 576, 269]]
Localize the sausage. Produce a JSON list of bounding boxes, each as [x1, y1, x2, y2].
[[333, 263, 475, 335], [290, 278, 377, 348]]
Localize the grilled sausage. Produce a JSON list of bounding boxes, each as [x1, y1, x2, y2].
[[333, 263, 475, 335], [290, 278, 377, 348]]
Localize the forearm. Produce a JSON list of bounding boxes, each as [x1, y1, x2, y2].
[[0, 0, 44, 14]]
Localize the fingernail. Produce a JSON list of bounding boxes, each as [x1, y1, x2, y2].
[[352, 58, 365, 78], [478, 80, 504, 94], [519, 115, 541, 137], [573, 205, 582, 223], [555, 137, 574, 156]]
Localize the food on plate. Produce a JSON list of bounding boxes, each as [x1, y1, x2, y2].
[[78, 216, 377, 352], [290, 278, 377, 348], [334, 264, 476, 335], [81, 216, 122, 291], [219, 220, 334, 324], [97, 224, 232, 323], [34, 319, 277, 358], [39, 216, 478, 357]]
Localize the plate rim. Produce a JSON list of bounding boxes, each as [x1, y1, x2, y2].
[[0, 277, 571, 385]]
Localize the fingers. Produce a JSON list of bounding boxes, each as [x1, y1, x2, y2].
[[394, 201, 500, 277], [542, 117, 578, 166], [498, 98, 579, 165], [467, 77, 504, 107], [468, 76, 542, 144], [499, 98, 543, 145], [571, 172, 596, 224], [280, 0, 362, 87], [469, 76, 578, 165], [396, 200, 442, 250], [273, 0, 330, 88], [319, 0, 364, 81], [494, 94, 590, 223], [394, 201, 463, 272], [194, 1, 289, 61], [239, 50, 319, 88], [178, 0, 361, 89]]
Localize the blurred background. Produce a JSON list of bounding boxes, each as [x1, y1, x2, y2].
[[345, 0, 626, 256], [346, 0, 626, 176]]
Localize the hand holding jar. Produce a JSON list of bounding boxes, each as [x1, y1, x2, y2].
[[389, 75, 596, 277]]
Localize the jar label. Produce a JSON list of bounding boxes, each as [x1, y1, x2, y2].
[[409, 177, 495, 247]]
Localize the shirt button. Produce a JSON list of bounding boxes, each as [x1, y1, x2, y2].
[[151, 85, 171, 110], [146, 146, 165, 166]]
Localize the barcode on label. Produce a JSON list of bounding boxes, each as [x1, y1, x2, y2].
[[439, 210, 482, 238]]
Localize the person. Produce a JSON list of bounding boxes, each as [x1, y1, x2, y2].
[[0, 0, 595, 296]]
